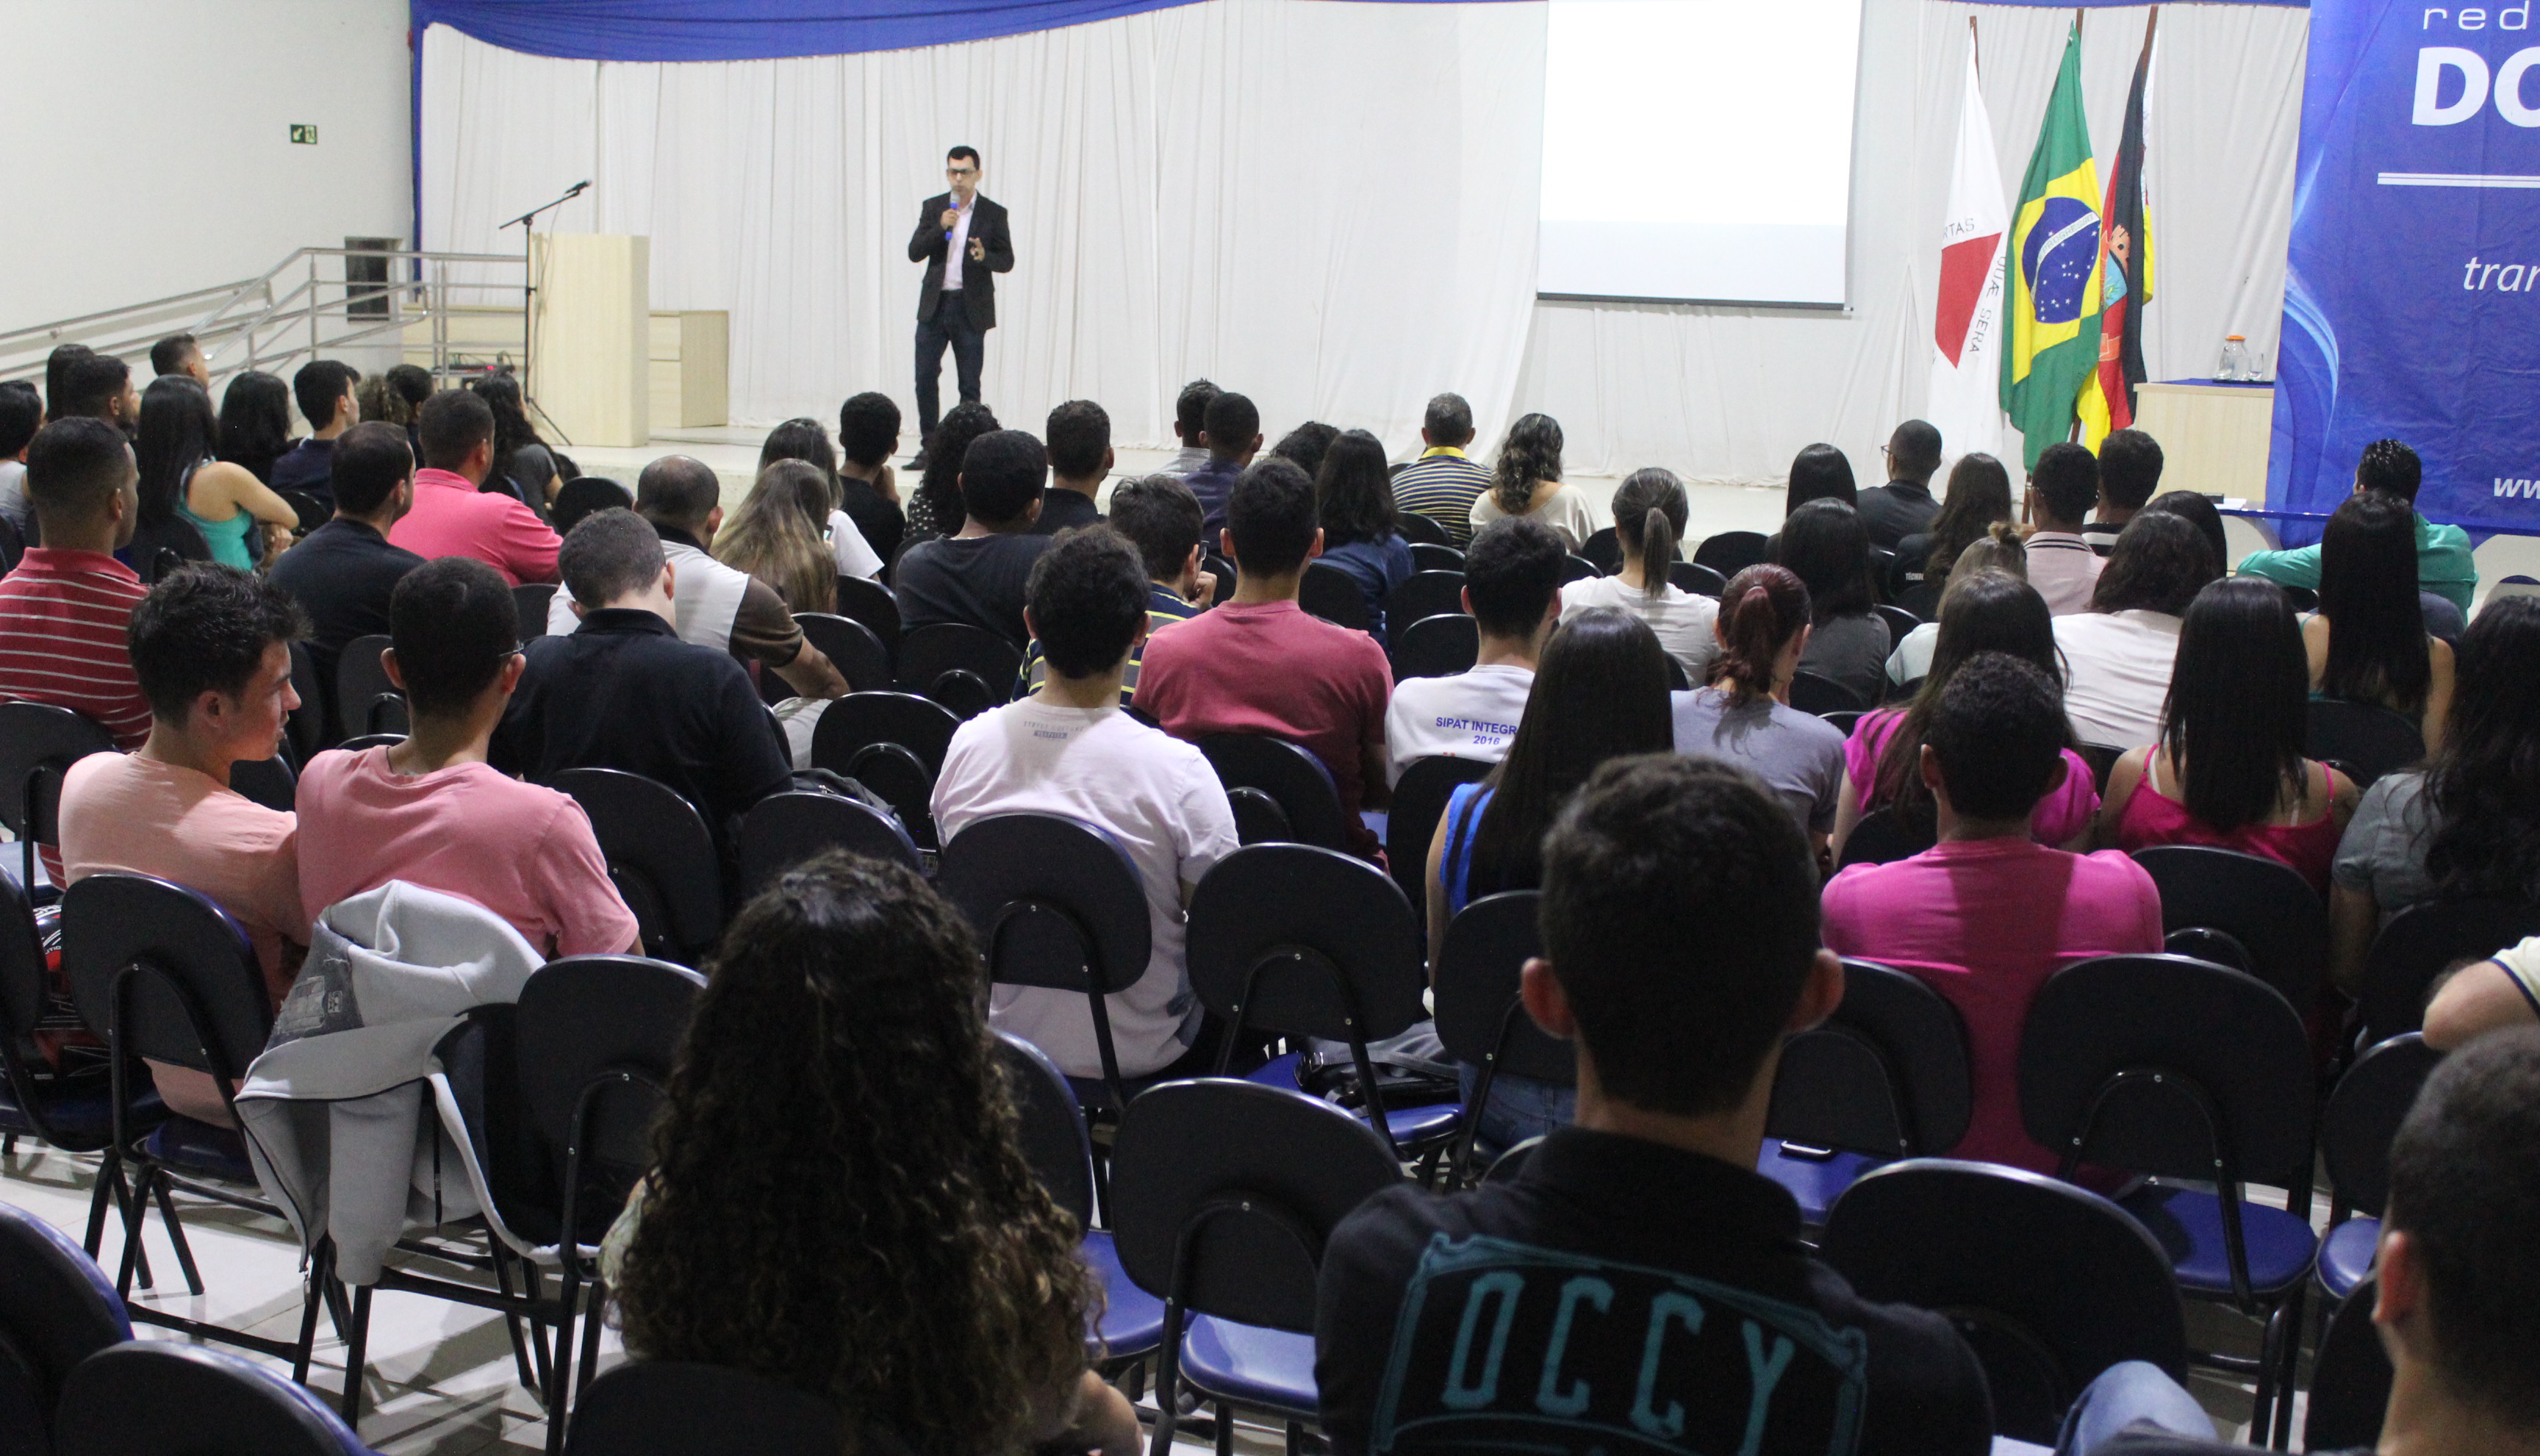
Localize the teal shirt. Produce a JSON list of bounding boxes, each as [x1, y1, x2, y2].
[[177, 499, 256, 570], [2236, 509, 2477, 614]]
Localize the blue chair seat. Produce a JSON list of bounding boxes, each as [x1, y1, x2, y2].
[[1244, 1052, 1463, 1147], [1757, 1140, 1883, 1224], [2121, 1186, 2318, 1296], [2319, 1217, 2378, 1302], [1180, 1316, 1318, 1421], [1083, 1230, 1164, 1359], [0, 1077, 123, 1145], [143, 1116, 256, 1184]]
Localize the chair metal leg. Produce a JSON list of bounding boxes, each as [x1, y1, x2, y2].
[[338, 1281, 373, 1427], [2268, 1286, 2306, 1450], [2250, 1295, 2289, 1450], [575, 1280, 606, 1402], [291, 1245, 329, 1386], [1214, 1402, 1233, 1456], [543, 1270, 581, 1456], [491, 1244, 539, 1395], [149, 1171, 204, 1297], [81, 1150, 118, 1255], [1145, 1307, 1188, 1456], [112, 1168, 149, 1296]]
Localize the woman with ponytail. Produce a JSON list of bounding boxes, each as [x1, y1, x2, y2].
[[1558, 467, 1719, 684], [1468, 412, 1597, 550], [1674, 564, 1848, 853]]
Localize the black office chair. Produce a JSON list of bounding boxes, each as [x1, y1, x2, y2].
[[0, 700, 115, 893], [1787, 670, 1865, 715], [331, 634, 408, 742], [894, 622, 1019, 719], [565, 1362, 856, 1456], [1836, 807, 1934, 869], [1382, 570, 1467, 636], [830, 574, 902, 658], [1692, 529, 1768, 577], [1820, 1160, 2190, 1445], [792, 612, 891, 693], [1389, 613, 1478, 680], [1820, 708, 1866, 739], [1578, 526, 1623, 575], [1108, 1080, 1402, 1455], [0, 1198, 132, 1454], [1199, 734, 1351, 850], [334, 734, 406, 753], [2357, 898, 2540, 1044], [2307, 698, 2424, 787], [1395, 512, 1451, 548], [991, 1032, 1166, 1364], [1668, 559, 1728, 597], [1297, 561, 1371, 631], [284, 639, 329, 761], [227, 756, 296, 814], [1761, 959, 1971, 1224], [1205, 553, 1238, 606], [2130, 845, 2327, 1011], [2316, 1033, 2442, 1302], [1385, 755, 1494, 923], [2303, 1278, 2393, 1454], [1406, 542, 1463, 573], [1873, 602, 1922, 644], [1560, 554, 1599, 584], [550, 769, 723, 964], [808, 691, 961, 848], [54, 1341, 374, 1456], [736, 789, 921, 892], [513, 584, 559, 642], [550, 476, 632, 537], [1429, 891, 1571, 1183]]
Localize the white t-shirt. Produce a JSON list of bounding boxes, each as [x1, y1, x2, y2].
[[1886, 623, 1937, 686], [0, 461, 26, 534], [828, 509, 884, 581], [2025, 531, 2105, 616], [1560, 574, 1721, 686], [931, 699, 1239, 1079], [2053, 608, 2184, 749], [1471, 483, 1601, 552], [1383, 663, 1535, 786]]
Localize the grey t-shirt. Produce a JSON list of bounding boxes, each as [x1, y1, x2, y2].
[[1672, 686, 1847, 833], [2332, 770, 2438, 921], [1798, 610, 1893, 709]]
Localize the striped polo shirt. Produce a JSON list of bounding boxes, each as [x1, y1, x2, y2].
[[0, 548, 153, 750], [1019, 584, 1203, 703], [1392, 447, 1495, 548]]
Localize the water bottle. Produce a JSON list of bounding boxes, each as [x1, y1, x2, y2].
[[2215, 335, 2251, 382]]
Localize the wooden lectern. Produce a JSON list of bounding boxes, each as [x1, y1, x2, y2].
[[529, 234, 650, 448]]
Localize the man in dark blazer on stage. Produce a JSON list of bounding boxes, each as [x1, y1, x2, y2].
[[909, 144, 1014, 446]]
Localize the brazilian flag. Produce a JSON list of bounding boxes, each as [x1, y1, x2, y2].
[[2001, 24, 2104, 470]]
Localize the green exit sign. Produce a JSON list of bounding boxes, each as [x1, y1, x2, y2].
[[289, 124, 318, 145]]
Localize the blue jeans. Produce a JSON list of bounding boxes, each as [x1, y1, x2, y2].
[[2053, 1362, 2214, 1455], [1456, 1062, 1575, 1151]]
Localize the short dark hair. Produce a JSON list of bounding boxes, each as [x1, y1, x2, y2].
[[2386, 1027, 2540, 1426], [417, 388, 494, 470], [293, 360, 361, 432], [958, 430, 1047, 526], [1026, 528, 1147, 678], [1044, 401, 1110, 481], [1776, 498, 1878, 619], [0, 382, 41, 459], [1271, 421, 1339, 481], [1106, 474, 1205, 581], [24, 417, 133, 525], [331, 421, 415, 516], [60, 355, 130, 420], [1539, 755, 1823, 1116], [1202, 391, 1258, 460], [390, 557, 518, 717], [386, 363, 435, 406], [149, 334, 199, 377], [1225, 456, 1318, 575], [2031, 440, 2101, 524], [561, 508, 669, 609], [1887, 419, 1942, 481], [636, 455, 722, 530], [1173, 379, 1219, 445], [947, 145, 980, 167], [1462, 516, 1566, 639], [2358, 438, 2423, 502], [2092, 508, 2219, 615], [1926, 650, 2066, 820], [2097, 428, 2164, 510], [837, 392, 902, 468], [1423, 392, 1475, 447], [127, 564, 306, 724], [45, 344, 93, 423]]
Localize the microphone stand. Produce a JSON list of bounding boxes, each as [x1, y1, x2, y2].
[[498, 180, 591, 444]]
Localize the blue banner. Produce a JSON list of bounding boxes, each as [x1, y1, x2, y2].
[[2272, 0, 2540, 537]]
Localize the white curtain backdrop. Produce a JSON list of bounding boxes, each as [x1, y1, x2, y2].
[[420, 0, 2306, 484]]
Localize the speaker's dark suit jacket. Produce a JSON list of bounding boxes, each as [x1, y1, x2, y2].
[[908, 193, 1014, 330]]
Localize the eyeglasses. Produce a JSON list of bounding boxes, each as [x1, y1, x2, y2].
[[946, 165, 977, 177]]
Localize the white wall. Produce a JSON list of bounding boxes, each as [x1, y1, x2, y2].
[[0, 0, 412, 334]]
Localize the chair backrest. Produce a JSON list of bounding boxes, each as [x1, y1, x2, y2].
[[227, 755, 296, 814], [1385, 755, 1495, 917], [2306, 698, 2425, 787], [0, 514, 20, 575], [992, 1031, 1097, 1227], [1787, 670, 1865, 715], [808, 691, 961, 843], [566, 1361, 853, 1456], [1668, 559, 1728, 598], [0, 876, 49, 1059], [1767, 959, 1970, 1158], [1197, 734, 1350, 850], [1406, 541, 1463, 573], [2129, 844, 2328, 1010], [1204, 553, 1238, 605], [1185, 843, 1427, 1047], [1691, 529, 1768, 577], [2017, 953, 2317, 1188], [1298, 560, 1371, 631], [54, 1341, 372, 1456], [0, 701, 115, 846], [512, 584, 559, 642], [2320, 1033, 2442, 1219], [550, 769, 724, 962], [2303, 1277, 2392, 1454], [335, 734, 407, 753], [284, 640, 327, 761], [1820, 709, 1865, 739], [60, 873, 272, 1085], [1383, 570, 1467, 632], [1389, 613, 1478, 681], [2358, 897, 2540, 1044], [551, 476, 633, 537], [1578, 526, 1622, 574], [514, 955, 706, 1250], [1395, 512, 1450, 548], [0, 1200, 130, 1451], [792, 612, 891, 694], [830, 573, 903, 654], [1819, 1160, 2189, 1445], [1873, 602, 1921, 642], [736, 789, 922, 894], [331, 634, 408, 741], [936, 814, 1152, 998], [1560, 554, 1599, 584], [1430, 891, 1572, 1085], [1836, 807, 1934, 869], [1108, 1079, 1402, 1330], [893, 622, 1020, 716]]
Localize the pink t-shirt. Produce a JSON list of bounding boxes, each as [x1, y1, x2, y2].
[[1842, 709, 2100, 846], [57, 753, 309, 1126], [1133, 600, 1393, 858], [387, 469, 562, 587], [295, 747, 639, 959], [1820, 837, 2164, 1175]]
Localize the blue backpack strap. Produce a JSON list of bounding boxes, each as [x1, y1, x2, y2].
[[1442, 782, 1490, 917]]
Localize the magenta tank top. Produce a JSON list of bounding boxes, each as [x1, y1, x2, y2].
[[2111, 762, 2342, 894]]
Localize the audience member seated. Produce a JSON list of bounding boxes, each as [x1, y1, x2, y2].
[[1391, 391, 1495, 547], [2310, 489, 2455, 751], [1423, 609, 1672, 1145], [1157, 378, 1218, 481], [2422, 934, 2540, 1050], [1314, 428, 1413, 634], [1387, 517, 1563, 784], [757, 417, 883, 581], [1884, 525, 2023, 687], [1320, 755, 1991, 1456], [836, 392, 908, 567], [471, 373, 560, 514], [2328, 597, 2540, 993], [1784, 440, 1859, 516], [1776, 498, 1890, 706], [2098, 578, 2359, 892], [354, 362, 431, 452], [1470, 412, 1595, 551], [893, 429, 1055, 653], [1020, 476, 1209, 702], [267, 422, 426, 700], [216, 370, 293, 484], [1035, 399, 1111, 536], [1822, 652, 2164, 1173], [43, 343, 92, 426], [268, 360, 362, 508], [0, 419, 154, 775], [2083, 426, 2164, 554], [714, 460, 839, 615], [2053, 507, 2220, 749], [0, 380, 40, 535], [57, 354, 139, 434], [933, 528, 1238, 1081], [2023, 440, 2106, 614], [151, 332, 209, 390], [1673, 564, 1846, 853], [1855, 417, 1943, 548], [1560, 467, 1720, 685], [389, 389, 561, 586], [606, 850, 1139, 1456], [1837, 570, 2100, 859], [135, 378, 298, 572], [297, 558, 639, 958], [1893, 451, 2012, 620], [2078, 1030, 2540, 1455], [492, 509, 794, 850], [1185, 390, 1260, 539], [2240, 437, 2477, 614], [1271, 420, 1340, 479], [903, 400, 1000, 543], [57, 566, 311, 1125], [1136, 456, 1393, 858]]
